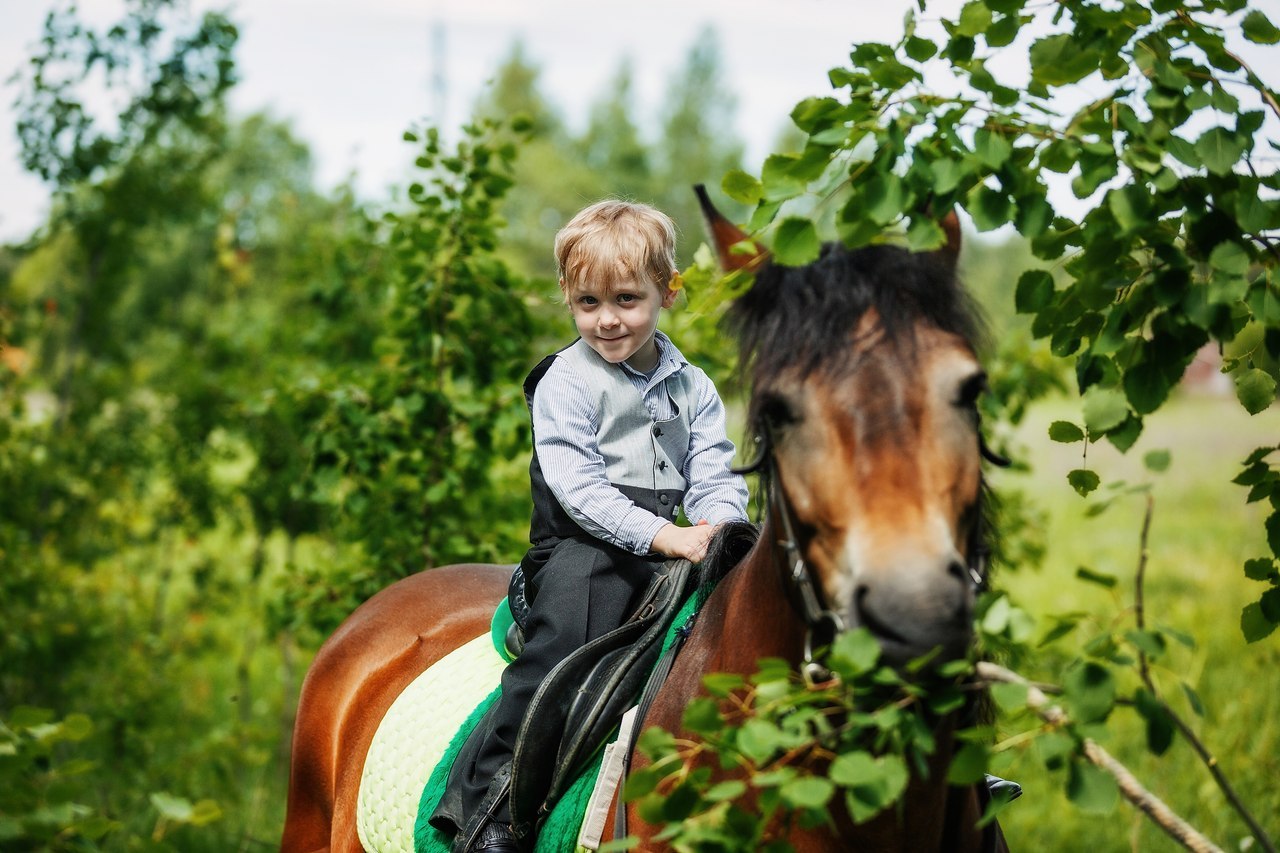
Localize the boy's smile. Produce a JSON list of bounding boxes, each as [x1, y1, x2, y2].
[[569, 277, 677, 372]]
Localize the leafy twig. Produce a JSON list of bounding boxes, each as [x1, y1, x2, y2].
[[1131, 496, 1278, 853], [976, 662, 1224, 853]]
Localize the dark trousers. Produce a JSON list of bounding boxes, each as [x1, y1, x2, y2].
[[433, 536, 657, 835]]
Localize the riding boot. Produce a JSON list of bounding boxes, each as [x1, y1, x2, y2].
[[453, 763, 528, 853]]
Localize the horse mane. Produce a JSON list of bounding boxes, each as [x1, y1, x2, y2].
[[697, 520, 760, 590], [724, 241, 987, 425]]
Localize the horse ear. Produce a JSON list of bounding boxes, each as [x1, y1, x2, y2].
[[937, 210, 962, 271], [694, 184, 768, 272]]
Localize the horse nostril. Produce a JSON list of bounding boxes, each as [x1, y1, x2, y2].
[[947, 560, 967, 584]]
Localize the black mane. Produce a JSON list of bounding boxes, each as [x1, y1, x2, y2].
[[724, 242, 984, 420]]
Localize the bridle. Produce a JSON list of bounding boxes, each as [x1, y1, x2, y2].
[[733, 419, 1010, 683]]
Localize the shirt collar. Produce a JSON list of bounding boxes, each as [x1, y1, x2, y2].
[[620, 330, 686, 385]]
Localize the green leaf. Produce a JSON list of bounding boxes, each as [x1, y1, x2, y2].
[[966, 185, 1016, 231], [1143, 449, 1171, 472], [1244, 558, 1277, 581], [982, 594, 1011, 633], [683, 697, 724, 735], [1236, 368, 1277, 415], [1241, 601, 1277, 642], [1082, 386, 1130, 433], [721, 170, 763, 205], [1075, 566, 1117, 588], [906, 216, 946, 251], [702, 672, 746, 697], [990, 682, 1028, 713], [151, 792, 194, 822], [1064, 661, 1116, 723], [781, 776, 835, 809], [1262, 586, 1280, 623], [829, 627, 881, 677], [705, 780, 748, 802], [1029, 34, 1100, 86], [1067, 761, 1119, 814], [904, 35, 938, 62], [1106, 415, 1144, 453], [974, 128, 1012, 169], [947, 742, 989, 785], [1048, 420, 1084, 443], [1068, 469, 1101, 497], [1015, 270, 1055, 313], [772, 217, 821, 267], [1181, 682, 1205, 717], [1209, 241, 1250, 275], [1125, 629, 1167, 659], [1243, 9, 1280, 44], [955, 0, 993, 36], [862, 171, 908, 225], [1195, 127, 1246, 176], [738, 718, 785, 764], [1124, 361, 1176, 415]]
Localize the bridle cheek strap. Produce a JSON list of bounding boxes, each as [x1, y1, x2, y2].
[[743, 431, 845, 685]]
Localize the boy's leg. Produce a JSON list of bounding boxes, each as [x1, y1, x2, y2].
[[436, 538, 653, 842]]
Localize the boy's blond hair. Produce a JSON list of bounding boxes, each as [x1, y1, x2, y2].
[[554, 200, 677, 296]]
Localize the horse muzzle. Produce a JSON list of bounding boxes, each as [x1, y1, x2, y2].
[[844, 550, 975, 668]]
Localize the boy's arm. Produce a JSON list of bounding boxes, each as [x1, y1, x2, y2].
[[680, 368, 751, 524], [533, 362, 671, 555]]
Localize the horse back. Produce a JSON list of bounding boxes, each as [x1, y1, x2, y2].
[[282, 563, 511, 853]]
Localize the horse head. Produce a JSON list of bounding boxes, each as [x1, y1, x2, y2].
[[701, 187, 997, 669]]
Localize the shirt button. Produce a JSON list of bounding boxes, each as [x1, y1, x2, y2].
[[658, 461, 667, 471]]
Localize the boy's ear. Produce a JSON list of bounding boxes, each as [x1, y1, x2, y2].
[[661, 286, 678, 309]]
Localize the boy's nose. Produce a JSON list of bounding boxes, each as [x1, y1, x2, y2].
[[599, 309, 620, 328]]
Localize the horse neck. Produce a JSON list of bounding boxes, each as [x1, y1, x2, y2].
[[702, 517, 809, 671]]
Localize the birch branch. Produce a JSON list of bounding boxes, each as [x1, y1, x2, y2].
[[975, 661, 1224, 853]]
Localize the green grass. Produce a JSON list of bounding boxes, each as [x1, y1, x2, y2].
[[990, 391, 1280, 851]]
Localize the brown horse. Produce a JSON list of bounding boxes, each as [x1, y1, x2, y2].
[[281, 196, 1007, 852]]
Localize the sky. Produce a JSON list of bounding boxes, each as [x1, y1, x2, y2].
[[0, 0, 933, 243], [1, 0, 1277, 244]]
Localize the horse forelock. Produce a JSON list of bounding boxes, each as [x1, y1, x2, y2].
[[724, 241, 985, 427]]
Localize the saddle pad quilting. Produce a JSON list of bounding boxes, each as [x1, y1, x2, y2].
[[357, 633, 506, 853]]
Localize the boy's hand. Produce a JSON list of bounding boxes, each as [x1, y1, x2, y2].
[[651, 521, 717, 563]]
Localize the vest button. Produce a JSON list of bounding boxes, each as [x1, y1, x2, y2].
[[659, 494, 670, 506], [653, 426, 662, 436]]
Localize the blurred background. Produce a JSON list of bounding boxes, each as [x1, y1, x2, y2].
[[1, 0, 1276, 850]]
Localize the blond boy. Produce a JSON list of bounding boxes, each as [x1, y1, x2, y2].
[[432, 200, 748, 852]]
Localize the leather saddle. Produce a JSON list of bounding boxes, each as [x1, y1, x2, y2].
[[506, 558, 696, 836]]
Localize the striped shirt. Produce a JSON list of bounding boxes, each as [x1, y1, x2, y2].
[[531, 331, 749, 555]]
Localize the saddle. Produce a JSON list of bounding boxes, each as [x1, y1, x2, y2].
[[502, 558, 696, 837]]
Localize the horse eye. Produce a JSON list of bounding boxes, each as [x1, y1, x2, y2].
[[758, 392, 798, 431], [955, 372, 988, 409]]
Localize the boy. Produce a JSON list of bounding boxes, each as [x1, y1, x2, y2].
[[433, 200, 749, 852]]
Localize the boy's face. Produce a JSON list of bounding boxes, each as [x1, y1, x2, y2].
[[566, 276, 676, 372]]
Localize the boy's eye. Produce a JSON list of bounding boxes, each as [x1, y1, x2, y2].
[[617, 294, 637, 304], [579, 295, 598, 306]]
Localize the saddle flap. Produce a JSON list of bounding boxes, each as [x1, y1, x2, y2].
[[508, 559, 695, 832]]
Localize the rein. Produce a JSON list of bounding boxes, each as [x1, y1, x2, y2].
[[732, 422, 1010, 682]]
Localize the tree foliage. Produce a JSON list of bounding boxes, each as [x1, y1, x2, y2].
[[638, 1, 1280, 849], [723, 0, 1280, 637]]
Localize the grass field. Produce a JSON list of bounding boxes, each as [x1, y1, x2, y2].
[[990, 390, 1279, 851]]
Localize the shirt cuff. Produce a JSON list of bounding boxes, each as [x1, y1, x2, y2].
[[630, 516, 672, 556]]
